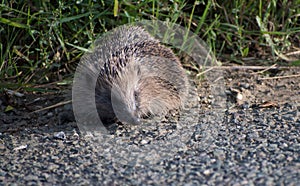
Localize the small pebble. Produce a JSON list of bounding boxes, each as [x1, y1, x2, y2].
[[13, 144, 28, 151], [54, 131, 66, 140]]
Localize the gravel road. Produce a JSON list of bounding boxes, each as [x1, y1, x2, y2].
[[1, 68, 299, 185]]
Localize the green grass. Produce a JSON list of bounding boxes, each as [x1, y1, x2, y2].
[[0, 0, 299, 91]]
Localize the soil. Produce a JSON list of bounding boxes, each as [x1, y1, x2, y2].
[[0, 67, 299, 185]]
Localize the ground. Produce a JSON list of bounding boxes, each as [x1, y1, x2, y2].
[[0, 67, 299, 185]]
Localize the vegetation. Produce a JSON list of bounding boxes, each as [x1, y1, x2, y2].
[[0, 0, 299, 90]]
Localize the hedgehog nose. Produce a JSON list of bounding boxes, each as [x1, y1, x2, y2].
[[120, 113, 140, 125], [131, 116, 140, 125], [114, 107, 141, 125]]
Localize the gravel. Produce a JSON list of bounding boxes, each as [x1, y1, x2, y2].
[[0, 68, 299, 185]]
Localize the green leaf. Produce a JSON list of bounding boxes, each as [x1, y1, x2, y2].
[[242, 47, 249, 57], [66, 42, 89, 52], [0, 17, 29, 29], [5, 105, 14, 112], [114, 0, 119, 17], [290, 60, 300, 66], [58, 12, 94, 23]]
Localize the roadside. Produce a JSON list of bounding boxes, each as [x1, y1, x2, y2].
[[1, 67, 299, 185]]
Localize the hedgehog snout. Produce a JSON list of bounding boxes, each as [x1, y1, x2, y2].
[[111, 86, 141, 125], [114, 100, 140, 125]]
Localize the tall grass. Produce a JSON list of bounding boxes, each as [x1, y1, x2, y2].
[[0, 0, 299, 90]]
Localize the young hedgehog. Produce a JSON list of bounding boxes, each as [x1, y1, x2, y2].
[[79, 25, 188, 125]]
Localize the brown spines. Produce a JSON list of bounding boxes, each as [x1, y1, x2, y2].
[[80, 25, 188, 125]]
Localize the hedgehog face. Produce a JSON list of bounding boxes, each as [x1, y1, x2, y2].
[[110, 83, 140, 125], [110, 62, 141, 125]]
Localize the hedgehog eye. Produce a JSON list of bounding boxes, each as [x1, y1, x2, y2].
[[134, 91, 138, 100], [137, 68, 141, 75], [134, 91, 139, 108]]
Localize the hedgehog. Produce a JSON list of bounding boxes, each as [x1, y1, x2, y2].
[[77, 25, 188, 126]]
